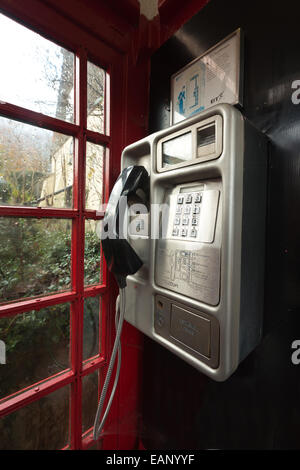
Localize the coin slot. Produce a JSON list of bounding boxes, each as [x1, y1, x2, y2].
[[197, 123, 216, 157]]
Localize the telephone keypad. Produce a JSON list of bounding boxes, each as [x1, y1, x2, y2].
[[172, 190, 203, 240]]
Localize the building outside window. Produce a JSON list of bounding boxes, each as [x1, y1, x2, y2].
[[0, 11, 111, 450]]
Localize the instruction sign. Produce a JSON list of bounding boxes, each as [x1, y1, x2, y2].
[[171, 29, 243, 124]]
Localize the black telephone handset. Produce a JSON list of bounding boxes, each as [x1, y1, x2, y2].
[[94, 165, 149, 439], [101, 165, 149, 288]]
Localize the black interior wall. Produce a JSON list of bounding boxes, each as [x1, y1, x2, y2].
[[141, 0, 300, 449]]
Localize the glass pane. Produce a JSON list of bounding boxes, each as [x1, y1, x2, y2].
[[82, 371, 100, 433], [85, 220, 102, 286], [0, 13, 74, 122], [0, 304, 70, 400], [85, 142, 104, 210], [87, 61, 105, 133], [0, 387, 70, 450], [83, 297, 101, 361], [0, 117, 73, 208], [0, 218, 72, 305]]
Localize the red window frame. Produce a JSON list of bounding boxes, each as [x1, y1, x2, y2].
[[0, 5, 124, 450]]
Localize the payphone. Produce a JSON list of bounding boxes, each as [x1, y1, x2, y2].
[[94, 104, 267, 438]]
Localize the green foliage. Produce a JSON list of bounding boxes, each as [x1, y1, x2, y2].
[[0, 218, 72, 302], [84, 229, 101, 285], [0, 171, 45, 206], [0, 177, 11, 203], [0, 218, 100, 399], [0, 302, 70, 399]]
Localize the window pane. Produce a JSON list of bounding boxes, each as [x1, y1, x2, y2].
[[0, 117, 73, 208], [87, 61, 105, 133], [85, 220, 102, 286], [83, 297, 101, 361], [0, 304, 70, 400], [82, 371, 100, 433], [0, 14, 74, 122], [0, 218, 72, 305], [0, 387, 70, 450], [85, 142, 104, 210]]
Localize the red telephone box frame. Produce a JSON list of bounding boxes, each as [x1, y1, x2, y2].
[[0, 0, 145, 450], [0, 0, 209, 450]]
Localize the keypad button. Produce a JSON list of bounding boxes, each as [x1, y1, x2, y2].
[[181, 228, 187, 237], [191, 228, 197, 238], [184, 206, 191, 214], [182, 217, 189, 225], [174, 217, 180, 225], [177, 195, 184, 204], [195, 193, 202, 203], [192, 217, 198, 226], [156, 312, 165, 328], [176, 206, 182, 214], [172, 227, 179, 236], [136, 220, 144, 232], [186, 194, 193, 203], [193, 206, 200, 214]]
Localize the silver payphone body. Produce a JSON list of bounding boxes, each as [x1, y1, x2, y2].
[[119, 104, 267, 381]]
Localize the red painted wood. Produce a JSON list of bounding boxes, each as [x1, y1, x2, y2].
[[102, 0, 140, 28], [160, 0, 210, 44], [84, 210, 105, 219], [0, 206, 77, 218], [82, 356, 106, 377], [0, 101, 79, 135], [0, 0, 208, 451], [100, 55, 127, 451], [86, 129, 110, 145], [131, 12, 160, 64], [0, 292, 77, 318], [108, 44, 150, 452], [0, 0, 121, 65], [43, 0, 134, 52], [0, 1, 127, 451], [83, 285, 107, 298], [0, 370, 74, 418], [81, 431, 96, 450]]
